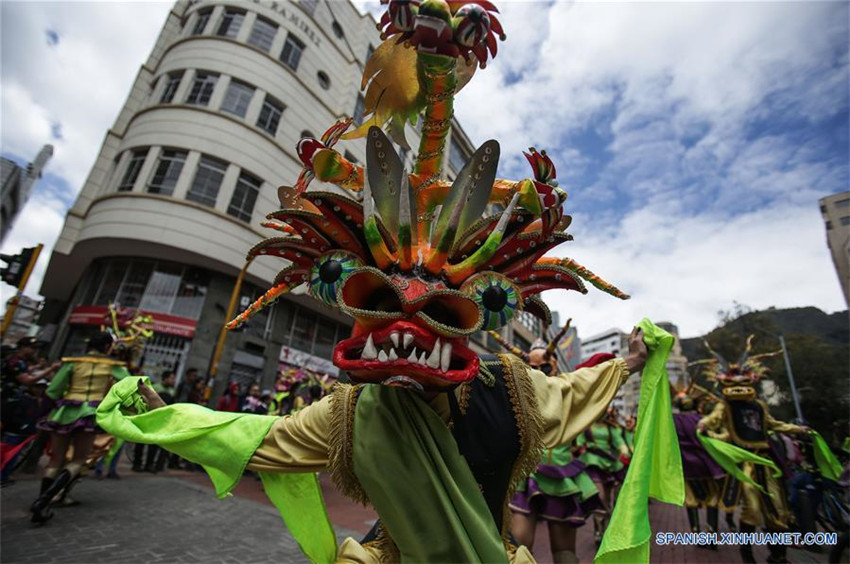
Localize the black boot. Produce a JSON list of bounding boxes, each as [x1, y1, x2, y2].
[[766, 531, 789, 563], [132, 443, 144, 472], [739, 524, 756, 563], [54, 474, 81, 508], [707, 508, 719, 533], [31, 470, 72, 524], [687, 508, 700, 532], [726, 511, 737, 532]]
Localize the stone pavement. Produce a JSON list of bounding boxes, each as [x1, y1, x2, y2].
[[1, 474, 358, 564], [1, 470, 832, 563]]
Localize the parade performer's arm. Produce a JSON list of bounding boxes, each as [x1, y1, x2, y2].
[[45, 362, 73, 400], [764, 409, 807, 435], [534, 328, 646, 448], [697, 401, 730, 440], [247, 396, 331, 472]]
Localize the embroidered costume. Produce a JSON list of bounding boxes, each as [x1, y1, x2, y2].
[[95, 1, 679, 562], [695, 336, 805, 563]]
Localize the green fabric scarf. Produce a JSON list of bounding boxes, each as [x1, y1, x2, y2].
[[352, 385, 508, 563], [596, 319, 684, 564], [96, 377, 337, 564], [810, 431, 843, 482], [696, 432, 779, 493]]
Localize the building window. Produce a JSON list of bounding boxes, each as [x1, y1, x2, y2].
[[331, 21, 344, 39], [228, 172, 261, 222], [353, 94, 366, 126], [186, 72, 218, 106], [366, 44, 375, 61], [159, 72, 183, 103], [299, 0, 318, 16], [192, 8, 212, 35], [840, 216, 850, 226], [344, 150, 358, 164], [148, 149, 187, 196], [826, 220, 833, 230], [187, 156, 227, 208], [247, 16, 277, 52], [256, 95, 284, 135], [280, 34, 306, 71], [301, 130, 314, 139], [118, 149, 147, 192], [449, 134, 468, 173], [835, 198, 850, 208], [115, 261, 154, 309], [317, 71, 331, 90], [220, 80, 255, 118], [216, 8, 245, 38]]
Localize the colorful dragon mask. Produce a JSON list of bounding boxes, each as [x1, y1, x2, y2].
[[691, 335, 781, 401], [227, 0, 628, 392]]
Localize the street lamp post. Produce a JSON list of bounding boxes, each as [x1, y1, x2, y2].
[[777, 334, 804, 422]]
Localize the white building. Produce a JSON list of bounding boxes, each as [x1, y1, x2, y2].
[[39, 0, 477, 394], [580, 323, 689, 415]]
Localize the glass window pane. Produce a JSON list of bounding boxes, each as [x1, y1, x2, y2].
[[118, 149, 147, 191], [192, 9, 211, 35], [94, 261, 129, 305], [227, 172, 260, 222], [280, 35, 305, 71], [247, 17, 277, 52], [221, 81, 254, 118], [187, 156, 226, 207], [171, 267, 208, 319], [139, 264, 183, 313], [313, 318, 337, 359], [290, 308, 315, 352], [160, 72, 182, 103], [148, 150, 186, 195], [187, 73, 218, 106], [115, 261, 154, 309], [256, 96, 283, 135], [449, 135, 468, 173], [353, 94, 365, 126], [217, 9, 245, 38]]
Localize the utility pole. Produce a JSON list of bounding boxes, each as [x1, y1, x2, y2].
[[204, 257, 254, 401], [778, 334, 804, 422]]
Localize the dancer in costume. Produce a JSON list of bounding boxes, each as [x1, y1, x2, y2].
[[490, 323, 605, 564], [696, 336, 808, 563], [576, 404, 631, 544], [30, 331, 131, 523], [672, 386, 725, 542], [96, 2, 675, 561]]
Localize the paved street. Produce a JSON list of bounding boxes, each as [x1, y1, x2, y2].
[[0, 465, 831, 563]]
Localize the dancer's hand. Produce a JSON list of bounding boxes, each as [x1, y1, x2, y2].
[[624, 327, 647, 373], [137, 380, 166, 410]]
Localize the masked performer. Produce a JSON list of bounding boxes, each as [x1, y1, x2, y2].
[[97, 2, 658, 561], [672, 386, 725, 542], [696, 336, 807, 563], [490, 324, 606, 564], [30, 331, 131, 523]]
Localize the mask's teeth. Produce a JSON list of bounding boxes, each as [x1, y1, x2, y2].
[[390, 332, 400, 348], [440, 342, 452, 373], [362, 333, 378, 360], [378, 350, 388, 363], [426, 338, 441, 369], [418, 351, 428, 365], [403, 332, 414, 348], [407, 347, 418, 363], [388, 349, 398, 361]]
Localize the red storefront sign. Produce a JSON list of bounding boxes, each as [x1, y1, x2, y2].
[[69, 305, 197, 338]]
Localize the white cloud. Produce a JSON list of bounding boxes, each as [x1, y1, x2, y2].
[[1, 1, 846, 341]]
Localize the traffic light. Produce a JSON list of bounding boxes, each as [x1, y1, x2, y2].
[[1, 247, 37, 287]]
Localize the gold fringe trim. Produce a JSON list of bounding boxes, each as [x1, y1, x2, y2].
[[328, 383, 371, 505], [362, 523, 401, 563], [457, 381, 472, 416], [499, 354, 544, 539]]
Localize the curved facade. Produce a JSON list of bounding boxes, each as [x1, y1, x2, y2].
[[41, 0, 479, 393]]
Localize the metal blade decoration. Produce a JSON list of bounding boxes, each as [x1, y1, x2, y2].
[[366, 126, 404, 239]]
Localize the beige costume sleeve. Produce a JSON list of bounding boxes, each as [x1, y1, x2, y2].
[[698, 401, 730, 441], [765, 409, 804, 435], [532, 358, 631, 448], [247, 394, 332, 473]]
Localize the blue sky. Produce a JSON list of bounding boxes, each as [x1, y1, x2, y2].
[[1, 1, 847, 338]]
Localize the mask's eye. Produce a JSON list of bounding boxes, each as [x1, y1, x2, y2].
[[309, 251, 363, 306], [461, 272, 521, 330]]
